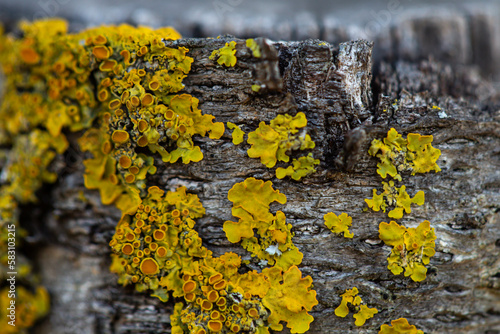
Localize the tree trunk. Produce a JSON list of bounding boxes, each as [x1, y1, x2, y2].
[[11, 32, 497, 334]]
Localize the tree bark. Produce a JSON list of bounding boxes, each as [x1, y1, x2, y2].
[[2, 0, 500, 80], [13, 33, 498, 334]]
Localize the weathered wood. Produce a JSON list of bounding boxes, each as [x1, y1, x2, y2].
[[13, 34, 498, 334], [2, 0, 499, 79]]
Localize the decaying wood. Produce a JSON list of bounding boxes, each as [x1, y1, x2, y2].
[[19, 35, 500, 334]]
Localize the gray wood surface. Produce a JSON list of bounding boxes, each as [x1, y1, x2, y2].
[[1, 0, 499, 80], [14, 34, 498, 334]]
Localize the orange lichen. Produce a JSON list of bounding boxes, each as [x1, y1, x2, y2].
[[208, 320, 222, 331], [166, 180, 316, 334], [110, 186, 209, 299], [122, 243, 134, 255], [0, 130, 68, 203], [140, 258, 160, 275], [209, 273, 223, 285], [92, 45, 111, 59], [0, 17, 450, 334], [111, 130, 130, 144], [0, 19, 319, 334], [20, 47, 40, 64], [119, 156, 132, 169]]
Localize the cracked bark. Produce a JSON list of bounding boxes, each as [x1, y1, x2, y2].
[[18, 36, 500, 334]]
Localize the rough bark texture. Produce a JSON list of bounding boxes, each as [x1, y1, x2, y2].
[[2, 3, 499, 333], [12, 33, 497, 334], [2, 0, 500, 80]]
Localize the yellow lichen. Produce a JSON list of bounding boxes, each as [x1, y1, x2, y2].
[[78, 128, 142, 214], [246, 38, 261, 58], [108, 181, 315, 334], [262, 266, 318, 333], [223, 178, 303, 269], [182, 256, 309, 333], [334, 287, 378, 326], [0, 19, 320, 334], [0, 17, 224, 217], [379, 221, 436, 282], [276, 153, 320, 181], [0, 286, 50, 333], [225, 177, 286, 231], [251, 84, 261, 92], [368, 128, 441, 181], [324, 212, 354, 238], [110, 186, 209, 299], [379, 318, 424, 334], [365, 180, 425, 219], [0, 18, 226, 333], [227, 122, 245, 145], [354, 304, 379, 326], [0, 130, 68, 203], [407, 133, 442, 175], [335, 287, 360, 317], [209, 41, 237, 67], [171, 261, 316, 334], [247, 112, 316, 179]]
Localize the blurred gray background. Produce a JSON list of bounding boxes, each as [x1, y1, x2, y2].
[[1, 0, 499, 79]]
